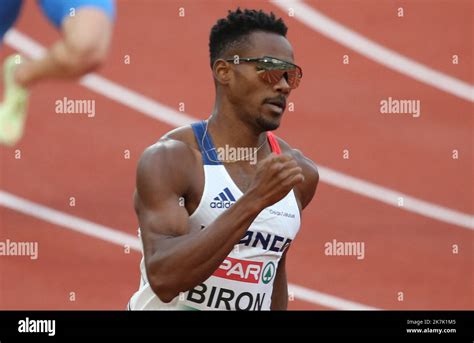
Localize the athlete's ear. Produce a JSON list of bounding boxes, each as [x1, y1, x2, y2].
[[213, 59, 232, 85]]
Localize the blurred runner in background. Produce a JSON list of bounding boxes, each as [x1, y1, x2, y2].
[[0, 0, 116, 146]]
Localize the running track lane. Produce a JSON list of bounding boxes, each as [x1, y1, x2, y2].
[[297, 0, 472, 83], [10, 0, 472, 211], [0, 0, 470, 310], [0, 205, 333, 310]]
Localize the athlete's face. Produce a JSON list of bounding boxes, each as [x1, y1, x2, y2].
[[226, 31, 295, 131]]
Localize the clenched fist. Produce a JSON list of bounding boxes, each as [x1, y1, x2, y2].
[[246, 153, 304, 209]]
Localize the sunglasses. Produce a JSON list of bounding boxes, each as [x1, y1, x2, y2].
[[225, 56, 303, 89]]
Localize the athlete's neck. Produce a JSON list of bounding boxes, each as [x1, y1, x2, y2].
[[207, 111, 267, 150]]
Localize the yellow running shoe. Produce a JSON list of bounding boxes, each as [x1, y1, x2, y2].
[[0, 54, 29, 146]]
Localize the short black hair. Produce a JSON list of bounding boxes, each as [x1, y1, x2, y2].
[[209, 8, 288, 69]]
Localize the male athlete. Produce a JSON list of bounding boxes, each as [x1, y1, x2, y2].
[[129, 8, 319, 310], [0, 0, 115, 146]]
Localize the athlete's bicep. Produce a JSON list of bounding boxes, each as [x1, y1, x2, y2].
[[135, 193, 190, 257], [134, 139, 195, 259]]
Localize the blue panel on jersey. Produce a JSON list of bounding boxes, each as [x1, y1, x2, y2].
[[191, 121, 222, 165]]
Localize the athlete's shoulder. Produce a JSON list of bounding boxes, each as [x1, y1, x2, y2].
[[273, 135, 318, 172], [274, 135, 319, 210], [161, 124, 200, 150], [141, 124, 200, 162], [137, 125, 201, 190]]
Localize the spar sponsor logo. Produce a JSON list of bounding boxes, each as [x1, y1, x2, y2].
[[261, 261, 276, 284], [213, 257, 263, 283], [186, 283, 266, 310], [212, 257, 276, 285]]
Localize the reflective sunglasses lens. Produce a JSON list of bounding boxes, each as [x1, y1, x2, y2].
[[285, 69, 301, 89], [258, 68, 301, 89], [258, 69, 286, 85]]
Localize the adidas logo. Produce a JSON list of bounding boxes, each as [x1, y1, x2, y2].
[[210, 187, 236, 209]]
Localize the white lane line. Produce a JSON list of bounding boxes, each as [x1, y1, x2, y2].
[[80, 74, 195, 127], [0, 191, 141, 250], [4, 30, 195, 128], [319, 166, 474, 230], [288, 284, 378, 310], [0, 190, 377, 310], [271, 0, 474, 102], [5, 29, 473, 230]]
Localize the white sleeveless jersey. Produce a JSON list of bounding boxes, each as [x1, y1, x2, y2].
[[128, 121, 301, 310]]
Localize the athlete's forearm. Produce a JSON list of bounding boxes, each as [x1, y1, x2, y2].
[[147, 191, 264, 302]]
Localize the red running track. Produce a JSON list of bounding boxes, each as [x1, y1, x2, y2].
[[0, 0, 472, 310]]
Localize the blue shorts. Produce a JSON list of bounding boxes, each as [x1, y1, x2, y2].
[[1, 0, 115, 41]]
